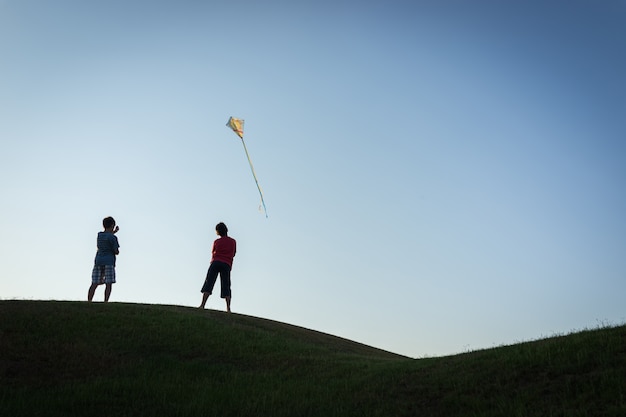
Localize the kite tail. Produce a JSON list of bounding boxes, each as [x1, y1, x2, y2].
[[240, 138, 268, 218]]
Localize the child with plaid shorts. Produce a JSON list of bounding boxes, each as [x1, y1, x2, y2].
[[88, 216, 120, 302]]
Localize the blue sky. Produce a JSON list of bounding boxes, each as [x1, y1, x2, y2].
[[1, 0, 625, 357]]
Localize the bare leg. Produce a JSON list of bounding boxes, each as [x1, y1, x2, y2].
[[199, 292, 210, 309], [225, 296, 231, 313], [88, 283, 98, 301], [104, 283, 112, 302]]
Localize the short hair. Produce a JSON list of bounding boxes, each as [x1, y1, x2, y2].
[[216, 222, 228, 236], [103, 216, 116, 229]]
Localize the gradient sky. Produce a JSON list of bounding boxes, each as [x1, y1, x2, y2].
[[1, 0, 625, 357]]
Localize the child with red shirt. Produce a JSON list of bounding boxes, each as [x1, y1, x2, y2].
[[199, 222, 236, 312]]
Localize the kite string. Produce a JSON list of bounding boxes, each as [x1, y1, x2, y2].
[[240, 138, 268, 218]]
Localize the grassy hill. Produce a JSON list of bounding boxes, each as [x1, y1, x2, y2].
[[1, 301, 625, 416]]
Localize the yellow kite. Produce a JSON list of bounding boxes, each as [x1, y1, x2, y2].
[[226, 116, 244, 139], [226, 117, 268, 217]]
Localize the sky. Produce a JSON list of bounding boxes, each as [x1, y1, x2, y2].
[[1, 0, 625, 358]]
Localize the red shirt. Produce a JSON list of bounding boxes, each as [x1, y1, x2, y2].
[[211, 236, 236, 266]]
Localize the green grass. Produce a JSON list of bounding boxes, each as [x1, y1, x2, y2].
[[1, 301, 625, 416]]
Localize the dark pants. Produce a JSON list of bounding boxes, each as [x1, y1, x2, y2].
[[201, 261, 232, 298]]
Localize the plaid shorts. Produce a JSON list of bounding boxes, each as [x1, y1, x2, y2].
[[91, 265, 116, 285]]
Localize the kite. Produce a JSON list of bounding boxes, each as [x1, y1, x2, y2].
[[226, 117, 268, 217]]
